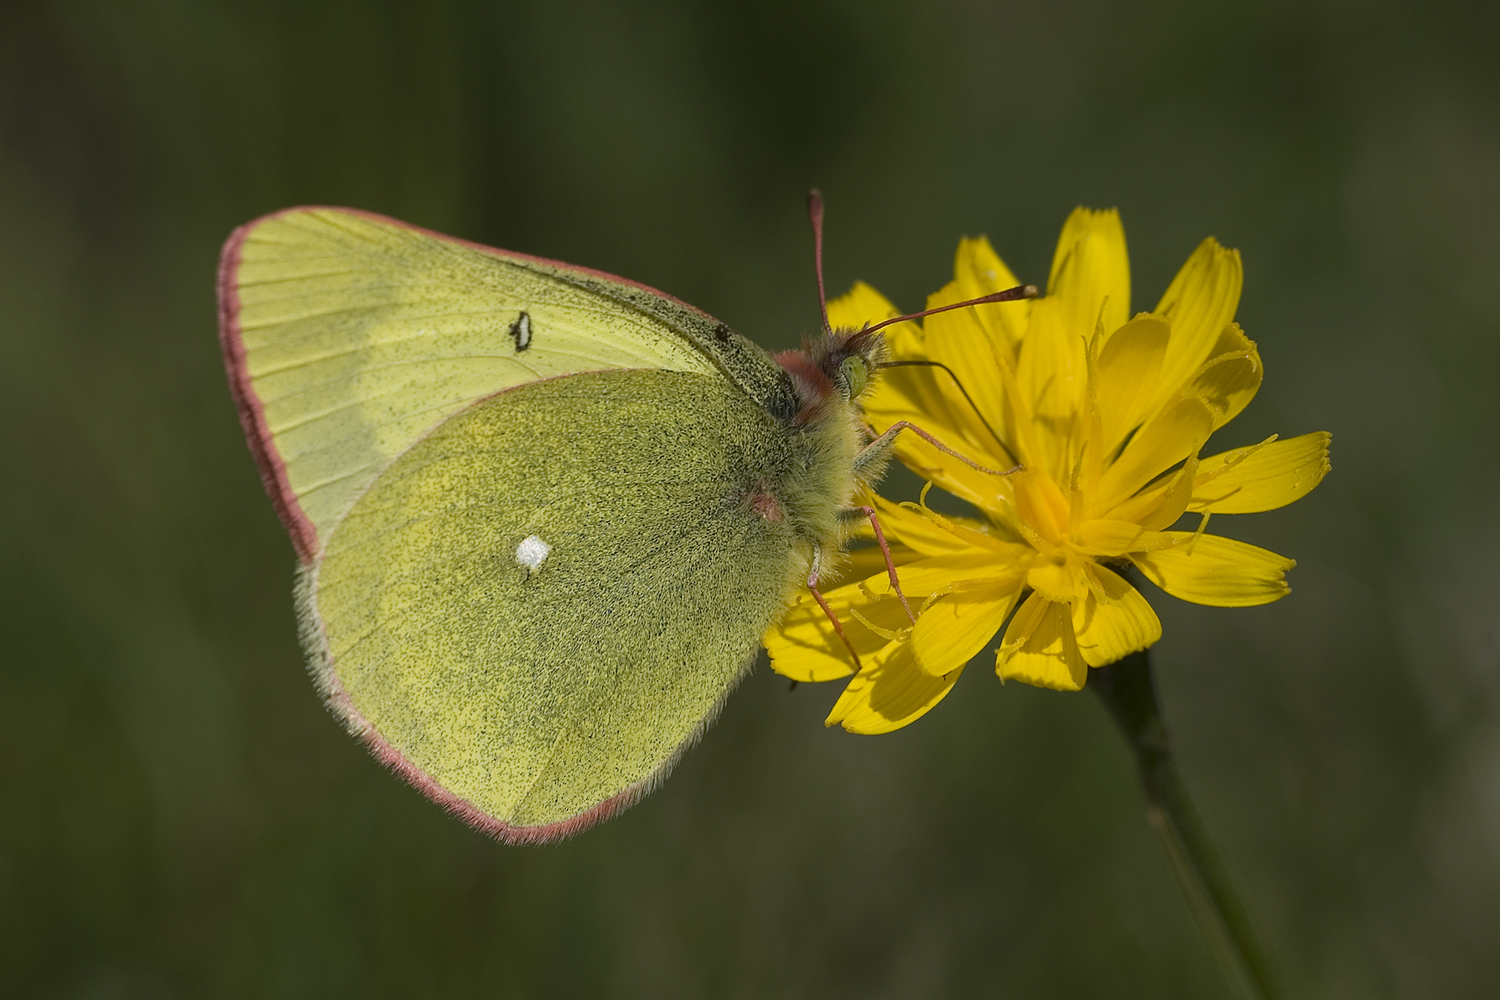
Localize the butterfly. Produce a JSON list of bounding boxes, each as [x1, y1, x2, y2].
[[218, 195, 1033, 841]]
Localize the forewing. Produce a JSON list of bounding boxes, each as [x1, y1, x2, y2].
[[303, 369, 803, 840], [219, 207, 789, 560]]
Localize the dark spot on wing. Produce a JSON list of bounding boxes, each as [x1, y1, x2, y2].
[[510, 311, 533, 351]]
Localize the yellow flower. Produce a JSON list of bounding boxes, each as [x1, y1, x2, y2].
[[766, 208, 1330, 734]]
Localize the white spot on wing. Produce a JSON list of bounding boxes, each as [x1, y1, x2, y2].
[[515, 534, 551, 572]]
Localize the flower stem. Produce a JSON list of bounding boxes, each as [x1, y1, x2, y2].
[[1091, 649, 1283, 1000]]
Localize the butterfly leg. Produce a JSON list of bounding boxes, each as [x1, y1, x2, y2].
[[856, 421, 1021, 478], [807, 543, 864, 672], [838, 505, 916, 623]]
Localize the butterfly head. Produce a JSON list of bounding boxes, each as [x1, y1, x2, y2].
[[784, 188, 1036, 425], [811, 326, 889, 402], [774, 326, 887, 424]]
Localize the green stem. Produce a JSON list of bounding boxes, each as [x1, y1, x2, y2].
[[1091, 649, 1283, 1000]]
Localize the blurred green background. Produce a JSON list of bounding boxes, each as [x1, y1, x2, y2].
[[3, 0, 1498, 996]]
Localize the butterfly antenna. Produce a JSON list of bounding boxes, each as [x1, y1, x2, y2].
[[864, 283, 1040, 336], [808, 188, 832, 335]]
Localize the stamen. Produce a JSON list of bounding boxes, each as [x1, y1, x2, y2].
[[1188, 512, 1212, 554], [849, 606, 909, 643], [1202, 434, 1278, 480], [908, 482, 957, 532], [901, 481, 962, 537]]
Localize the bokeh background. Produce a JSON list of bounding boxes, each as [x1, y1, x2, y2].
[[4, 0, 1498, 997]]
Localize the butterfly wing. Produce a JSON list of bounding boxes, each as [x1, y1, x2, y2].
[[305, 368, 805, 841], [219, 206, 792, 561], [221, 208, 814, 840]]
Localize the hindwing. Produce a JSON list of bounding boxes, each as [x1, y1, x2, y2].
[[304, 369, 808, 839]]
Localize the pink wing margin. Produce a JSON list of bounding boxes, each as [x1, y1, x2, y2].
[[217, 215, 319, 563], [222, 206, 735, 842], [216, 205, 721, 566]]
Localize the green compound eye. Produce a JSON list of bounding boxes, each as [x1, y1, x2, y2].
[[840, 355, 869, 399]]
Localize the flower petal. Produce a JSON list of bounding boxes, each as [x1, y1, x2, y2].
[[865, 493, 972, 557], [832, 284, 1008, 500], [1187, 324, 1262, 431], [952, 235, 1030, 351], [851, 275, 1015, 489], [1072, 565, 1162, 667], [1130, 532, 1296, 607], [1114, 457, 1199, 532], [1152, 237, 1243, 400], [1009, 468, 1070, 544], [997, 593, 1088, 691], [764, 548, 904, 682], [764, 615, 863, 681], [765, 613, 886, 682], [829, 282, 939, 432], [911, 577, 1025, 677], [1011, 209, 1129, 478], [1095, 316, 1171, 454], [864, 365, 1013, 508], [1094, 396, 1214, 512], [1072, 518, 1148, 556], [918, 516, 1030, 558], [1191, 432, 1332, 514], [1048, 207, 1131, 338], [1026, 550, 1090, 604], [922, 239, 1032, 452], [922, 286, 1006, 429], [1013, 295, 1089, 477], [827, 280, 903, 332], [826, 641, 963, 734], [864, 548, 1027, 600]]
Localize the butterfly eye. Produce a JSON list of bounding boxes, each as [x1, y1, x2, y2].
[[840, 356, 869, 400]]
